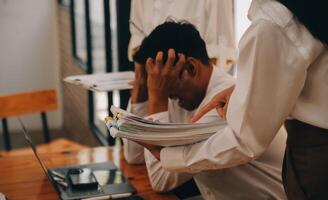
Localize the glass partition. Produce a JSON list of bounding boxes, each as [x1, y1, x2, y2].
[[89, 0, 110, 139], [72, 0, 88, 66]]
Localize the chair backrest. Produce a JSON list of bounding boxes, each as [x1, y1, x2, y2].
[[0, 89, 58, 118], [0, 89, 58, 150]]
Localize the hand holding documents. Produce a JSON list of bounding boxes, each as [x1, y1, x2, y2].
[[64, 71, 135, 92], [105, 106, 227, 147]]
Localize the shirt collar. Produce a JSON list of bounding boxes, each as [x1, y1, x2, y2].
[[197, 66, 234, 110], [205, 66, 218, 96]]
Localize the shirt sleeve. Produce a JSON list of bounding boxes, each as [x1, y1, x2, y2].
[[160, 20, 311, 173], [123, 99, 193, 190], [128, 0, 145, 61], [143, 101, 193, 192], [144, 149, 193, 192], [122, 100, 148, 164]]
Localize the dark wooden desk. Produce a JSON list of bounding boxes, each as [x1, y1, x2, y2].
[[0, 140, 178, 200]]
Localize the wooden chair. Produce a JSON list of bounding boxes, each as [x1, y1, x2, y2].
[[0, 89, 58, 150]]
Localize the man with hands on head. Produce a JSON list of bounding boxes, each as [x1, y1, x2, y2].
[[124, 21, 287, 199]]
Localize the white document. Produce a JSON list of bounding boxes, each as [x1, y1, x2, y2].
[[105, 106, 227, 147], [64, 71, 135, 92]]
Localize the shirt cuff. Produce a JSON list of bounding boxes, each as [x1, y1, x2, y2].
[[160, 146, 186, 171], [146, 111, 169, 123]]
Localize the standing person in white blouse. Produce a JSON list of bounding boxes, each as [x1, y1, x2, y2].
[[142, 0, 328, 199], [128, 0, 236, 70]]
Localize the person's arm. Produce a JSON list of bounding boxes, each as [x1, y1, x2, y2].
[[123, 62, 148, 164], [140, 69, 234, 191], [123, 100, 148, 164], [141, 103, 193, 192], [146, 50, 185, 116], [159, 20, 318, 173], [141, 51, 193, 191], [128, 0, 145, 61], [141, 102, 194, 192], [144, 148, 193, 192]]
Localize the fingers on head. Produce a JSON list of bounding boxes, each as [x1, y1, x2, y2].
[[175, 53, 186, 71], [155, 51, 164, 67], [169, 53, 186, 76], [177, 53, 186, 64], [146, 57, 154, 71], [167, 49, 176, 67]]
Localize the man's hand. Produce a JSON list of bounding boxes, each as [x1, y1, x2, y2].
[[191, 85, 235, 122], [137, 142, 163, 160], [130, 61, 148, 103], [145, 49, 186, 115]]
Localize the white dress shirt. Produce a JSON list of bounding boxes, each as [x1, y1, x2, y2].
[[124, 67, 287, 199], [128, 0, 236, 69], [159, 0, 327, 193]]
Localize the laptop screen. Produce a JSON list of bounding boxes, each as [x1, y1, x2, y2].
[[17, 117, 53, 181]]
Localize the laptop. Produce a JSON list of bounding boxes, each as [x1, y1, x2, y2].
[[18, 118, 138, 200]]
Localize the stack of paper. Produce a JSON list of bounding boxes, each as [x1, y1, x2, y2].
[[64, 71, 135, 92], [105, 106, 227, 147]]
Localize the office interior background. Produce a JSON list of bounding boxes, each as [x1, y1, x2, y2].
[[0, 0, 252, 149]]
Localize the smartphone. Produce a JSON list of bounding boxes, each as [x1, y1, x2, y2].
[[67, 168, 99, 190]]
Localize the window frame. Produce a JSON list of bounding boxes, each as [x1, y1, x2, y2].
[[70, 0, 90, 70], [69, 0, 113, 145], [68, 0, 132, 146], [87, 0, 115, 146]]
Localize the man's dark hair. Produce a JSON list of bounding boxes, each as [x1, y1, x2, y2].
[[133, 21, 210, 65]]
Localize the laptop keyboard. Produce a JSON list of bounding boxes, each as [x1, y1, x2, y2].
[[66, 187, 105, 197]]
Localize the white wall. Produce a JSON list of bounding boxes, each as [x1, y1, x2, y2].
[[232, 0, 252, 77], [0, 0, 62, 132], [234, 0, 252, 46]]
